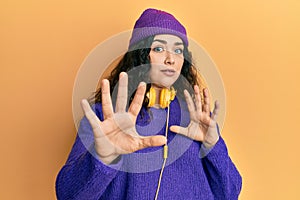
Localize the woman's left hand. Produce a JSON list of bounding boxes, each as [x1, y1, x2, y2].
[[170, 86, 220, 148]]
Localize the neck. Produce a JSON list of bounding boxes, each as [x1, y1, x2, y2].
[[151, 83, 170, 90]]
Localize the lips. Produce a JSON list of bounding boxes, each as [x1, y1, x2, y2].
[[161, 69, 176, 76]]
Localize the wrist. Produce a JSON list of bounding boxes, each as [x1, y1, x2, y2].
[[97, 153, 120, 165], [203, 128, 219, 148], [93, 146, 120, 165], [98, 154, 120, 165], [203, 135, 219, 148]]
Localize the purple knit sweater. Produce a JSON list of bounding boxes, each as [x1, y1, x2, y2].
[[56, 98, 242, 200]]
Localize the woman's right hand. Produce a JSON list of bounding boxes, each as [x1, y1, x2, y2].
[[80, 72, 167, 164]]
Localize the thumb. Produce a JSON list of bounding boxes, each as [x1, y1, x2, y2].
[[138, 135, 167, 149], [81, 99, 101, 126], [170, 125, 188, 136]]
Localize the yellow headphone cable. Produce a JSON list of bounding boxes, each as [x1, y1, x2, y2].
[[154, 102, 171, 200]]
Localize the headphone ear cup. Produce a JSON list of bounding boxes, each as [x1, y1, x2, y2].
[[160, 88, 169, 109], [160, 87, 176, 108], [146, 87, 156, 107]]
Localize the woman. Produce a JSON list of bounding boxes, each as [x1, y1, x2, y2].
[[56, 8, 242, 200]]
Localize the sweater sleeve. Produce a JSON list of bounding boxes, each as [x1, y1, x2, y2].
[[201, 137, 242, 200], [55, 106, 122, 200]]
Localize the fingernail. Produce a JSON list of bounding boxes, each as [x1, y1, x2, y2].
[[120, 72, 127, 78], [138, 82, 146, 87], [102, 79, 108, 86], [184, 89, 189, 96]]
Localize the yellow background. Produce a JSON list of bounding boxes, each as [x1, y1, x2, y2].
[[1, 0, 299, 199]]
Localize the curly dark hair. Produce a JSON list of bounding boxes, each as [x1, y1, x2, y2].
[[91, 35, 205, 108]]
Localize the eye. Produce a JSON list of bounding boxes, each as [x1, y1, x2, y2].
[[152, 46, 164, 52], [174, 48, 183, 54]]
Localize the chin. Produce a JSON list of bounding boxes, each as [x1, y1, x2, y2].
[[151, 76, 178, 89], [157, 81, 176, 89]]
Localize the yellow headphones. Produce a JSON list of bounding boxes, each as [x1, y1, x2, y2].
[[146, 86, 176, 108]]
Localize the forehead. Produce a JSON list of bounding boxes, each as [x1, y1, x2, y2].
[[152, 34, 183, 44]]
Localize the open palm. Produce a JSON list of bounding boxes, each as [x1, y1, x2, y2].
[[170, 86, 220, 148], [81, 72, 166, 164]]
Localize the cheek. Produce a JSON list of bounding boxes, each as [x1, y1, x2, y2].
[[149, 52, 164, 64], [176, 58, 184, 71], [149, 66, 159, 81]]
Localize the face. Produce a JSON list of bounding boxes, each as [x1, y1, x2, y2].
[[149, 34, 184, 89]]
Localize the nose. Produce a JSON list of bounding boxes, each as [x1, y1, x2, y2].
[[164, 50, 175, 65]]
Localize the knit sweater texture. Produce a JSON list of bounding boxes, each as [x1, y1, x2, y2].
[[56, 98, 242, 200]]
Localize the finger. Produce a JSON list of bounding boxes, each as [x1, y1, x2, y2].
[[128, 82, 146, 117], [101, 79, 114, 119], [115, 72, 128, 113], [80, 99, 103, 136], [211, 100, 220, 121], [184, 89, 196, 118], [194, 85, 202, 112], [169, 125, 189, 136], [138, 135, 167, 149], [203, 88, 211, 114]]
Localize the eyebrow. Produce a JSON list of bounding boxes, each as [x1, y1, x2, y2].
[[152, 39, 184, 46]]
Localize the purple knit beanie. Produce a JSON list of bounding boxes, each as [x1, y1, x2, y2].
[[129, 8, 188, 48]]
